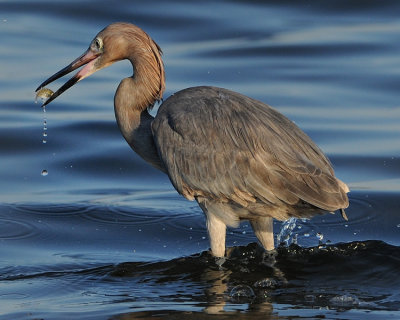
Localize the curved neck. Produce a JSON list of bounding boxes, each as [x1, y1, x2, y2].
[[114, 77, 166, 173]]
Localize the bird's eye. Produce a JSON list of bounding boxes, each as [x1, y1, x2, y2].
[[93, 38, 103, 51]]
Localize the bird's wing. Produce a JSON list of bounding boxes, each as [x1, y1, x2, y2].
[[152, 86, 348, 213]]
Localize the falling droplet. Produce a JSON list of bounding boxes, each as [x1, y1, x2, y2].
[[42, 106, 48, 138], [41, 170, 48, 176], [41, 107, 48, 143], [316, 232, 324, 241]]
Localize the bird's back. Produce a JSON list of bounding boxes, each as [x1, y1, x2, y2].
[[152, 86, 348, 226]]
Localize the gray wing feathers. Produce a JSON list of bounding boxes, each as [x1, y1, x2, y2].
[[152, 86, 348, 219]]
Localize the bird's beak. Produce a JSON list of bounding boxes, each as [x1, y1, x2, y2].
[[36, 49, 101, 107]]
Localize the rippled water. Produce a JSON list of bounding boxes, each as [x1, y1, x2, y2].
[[0, 1, 399, 319]]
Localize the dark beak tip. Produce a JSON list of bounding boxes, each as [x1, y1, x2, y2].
[[36, 48, 98, 106]]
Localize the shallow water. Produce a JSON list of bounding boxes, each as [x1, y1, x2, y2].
[[0, 1, 399, 319]]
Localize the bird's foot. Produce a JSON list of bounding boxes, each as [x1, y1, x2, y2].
[[261, 249, 277, 268], [213, 256, 226, 269]]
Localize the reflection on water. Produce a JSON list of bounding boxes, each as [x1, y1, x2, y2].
[[2, 240, 399, 319], [0, 0, 400, 319], [1, 190, 399, 318]]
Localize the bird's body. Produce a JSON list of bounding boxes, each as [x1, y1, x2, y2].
[[37, 22, 349, 257]]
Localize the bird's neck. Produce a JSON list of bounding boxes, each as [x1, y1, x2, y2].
[[114, 77, 166, 172]]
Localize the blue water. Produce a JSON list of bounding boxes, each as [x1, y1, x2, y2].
[[0, 1, 399, 319]]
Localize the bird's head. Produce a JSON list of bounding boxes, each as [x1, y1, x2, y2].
[[36, 22, 165, 107]]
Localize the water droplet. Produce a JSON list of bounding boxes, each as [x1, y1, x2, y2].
[[316, 232, 324, 241], [201, 236, 206, 240], [42, 105, 48, 144], [230, 285, 255, 302], [397, 224, 400, 228], [41, 170, 48, 176], [304, 233, 310, 237], [242, 230, 246, 235]]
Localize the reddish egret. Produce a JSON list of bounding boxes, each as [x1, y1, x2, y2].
[[36, 23, 349, 257]]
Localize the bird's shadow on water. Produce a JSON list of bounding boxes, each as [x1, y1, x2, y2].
[[106, 240, 400, 318]]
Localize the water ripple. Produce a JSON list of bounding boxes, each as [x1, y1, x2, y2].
[[12, 203, 91, 217], [0, 218, 37, 240]]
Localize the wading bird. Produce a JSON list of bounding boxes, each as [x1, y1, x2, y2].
[[36, 22, 349, 257]]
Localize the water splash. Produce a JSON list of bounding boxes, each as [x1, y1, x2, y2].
[[277, 217, 297, 246], [329, 294, 360, 307]]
